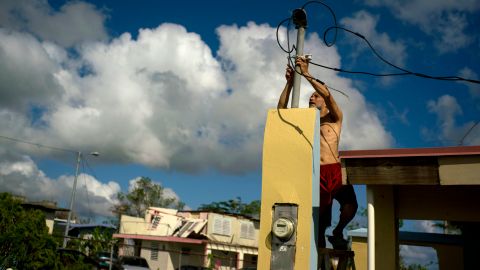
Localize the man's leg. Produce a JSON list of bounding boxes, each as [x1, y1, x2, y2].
[[318, 193, 332, 248], [318, 224, 327, 248], [332, 202, 358, 237], [329, 185, 358, 249]]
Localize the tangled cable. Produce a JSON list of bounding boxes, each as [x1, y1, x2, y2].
[[276, 1, 480, 85]]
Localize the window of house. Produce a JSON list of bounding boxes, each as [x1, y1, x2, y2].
[[150, 242, 159, 261], [212, 216, 232, 236], [240, 221, 255, 240]]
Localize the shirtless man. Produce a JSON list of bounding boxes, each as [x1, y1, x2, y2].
[[278, 56, 358, 250]]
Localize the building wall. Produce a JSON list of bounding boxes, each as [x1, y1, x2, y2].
[[120, 212, 182, 236], [141, 241, 206, 270], [206, 213, 259, 247], [46, 218, 55, 234], [117, 209, 259, 270], [350, 236, 367, 270]]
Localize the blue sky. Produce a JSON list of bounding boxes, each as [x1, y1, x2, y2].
[[0, 1, 479, 266]]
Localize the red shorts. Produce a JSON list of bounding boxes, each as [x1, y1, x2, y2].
[[320, 162, 357, 227], [320, 163, 343, 205]]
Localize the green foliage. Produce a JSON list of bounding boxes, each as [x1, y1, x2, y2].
[[0, 192, 60, 269], [112, 177, 185, 218], [400, 262, 429, 270], [67, 227, 116, 256], [198, 197, 260, 218], [432, 220, 462, 234]]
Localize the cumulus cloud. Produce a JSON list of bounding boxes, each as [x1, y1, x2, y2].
[[0, 30, 64, 112], [0, 0, 108, 47], [0, 19, 393, 175], [425, 95, 480, 145], [0, 0, 394, 210], [217, 23, 393, 151], [458, 67, 480, 98], [0, 152, 120, 217], [400, 245, 438, 267], [341, 11, 407, 68], [365, 0, 480, 53], [414, 220, 443, 234]]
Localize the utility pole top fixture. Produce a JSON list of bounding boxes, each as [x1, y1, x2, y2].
[[291, 8, 308, 108], [292, 8, 308, 28]]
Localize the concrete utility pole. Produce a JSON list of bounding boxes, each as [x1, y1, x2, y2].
[[63, 151, 99, 248], [291, 8, 308, 108], [63, 151, 82, 248]]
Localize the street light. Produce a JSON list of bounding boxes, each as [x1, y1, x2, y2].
[[63, 151, 100, 247]]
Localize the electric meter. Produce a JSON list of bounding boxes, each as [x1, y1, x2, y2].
[[272, 217, 295, 240]]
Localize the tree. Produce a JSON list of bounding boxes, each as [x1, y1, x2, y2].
[[67, 227, 116, 256], [0, 192, 60, 269], [198, 197, 260, 218], [112, 177, 185, 218]]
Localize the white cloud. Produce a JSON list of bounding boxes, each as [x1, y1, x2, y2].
[[0, 3, 393, 176], [0, 29, 64, 111], [217, 22, 393, 151], [427, 95, 462, 129], [425, 94, 480, 145], [399, 245, 438, 268], [458, 67, 480, 98], [365, 0, 480, 53], [0, 0, 108, 47], [341, 11, 407, 68], [0, 153, 120, 217], [415, 220, 443, 234]]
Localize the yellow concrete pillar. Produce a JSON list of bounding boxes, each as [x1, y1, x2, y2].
[[257, 108, 320, 270], [367, 185, 398, 270]]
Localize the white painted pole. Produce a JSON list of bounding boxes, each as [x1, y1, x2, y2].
[[291, 26, 305, 108], [63, 151, 81, 248], [367, 186, 375, 270]]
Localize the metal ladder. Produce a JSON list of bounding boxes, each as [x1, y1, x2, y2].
[[318, 248, 356, 270]]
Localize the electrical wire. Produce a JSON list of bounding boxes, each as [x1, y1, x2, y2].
[[277, 2, 480, 85], [276, 17, 295, 54], [321, 26, 480, 84], [458, 119, 480, 146], [301, 0, 338, 47], [287, 56, 350, 98], [0, 134, 75, 153]]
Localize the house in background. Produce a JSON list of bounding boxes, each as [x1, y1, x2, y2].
[[67, 223, 117, 239], [348, 228, 464, 270], [114, 207, 259, 270], [20, 200, 68, 235]]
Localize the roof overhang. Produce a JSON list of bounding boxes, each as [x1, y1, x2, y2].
[[340, 145, 480, 185], [113, 233, 205, 245]]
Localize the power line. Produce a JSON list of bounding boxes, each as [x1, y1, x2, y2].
[[276, 2, 480, 84], [320, 26, 480, 84], [458, 119, 480, 146], [0, 134, 75, 153]]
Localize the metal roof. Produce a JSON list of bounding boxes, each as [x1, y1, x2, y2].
[[340, 145, 480, 159]]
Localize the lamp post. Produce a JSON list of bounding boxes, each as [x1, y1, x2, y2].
[[63, 151, 99, 247]]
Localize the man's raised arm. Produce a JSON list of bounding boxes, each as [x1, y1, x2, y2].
[[297, 57, 343, 123], [277, 65, 294, 109]]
